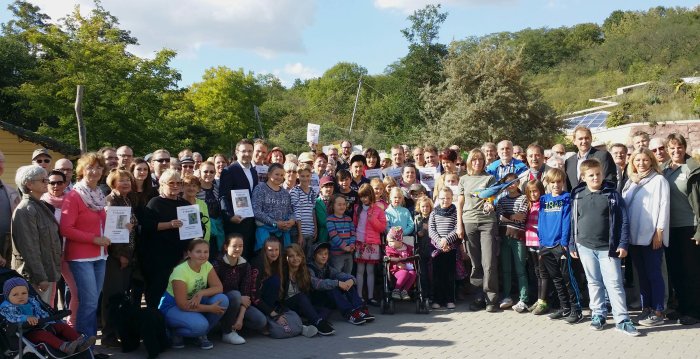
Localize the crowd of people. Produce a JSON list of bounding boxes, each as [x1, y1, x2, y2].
[[0, 126, 699, 353]]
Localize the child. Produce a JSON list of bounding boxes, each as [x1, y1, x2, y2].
[[385, 187, 415, 238], [335, 169, 358, 219], [290, 165, 318, 255], [570, 159, 639, 336], [538, 168, 582, 324], [382, 176, 397, 202], [349, 155, 370, 192], [314, 176, 335, 247], [443, 172, 469, 295], [326, 195, 356, 274], [428, 188, 460, 309], [370, 178, 388, 211], [353, 184, 387, 307], [524, 180, 550, 315], [0, 277, 95, 355], [495, 173, 530, 312], [414, 196, 434, 300], [308, 242, 373, 325], [384, 227, 417, 301]]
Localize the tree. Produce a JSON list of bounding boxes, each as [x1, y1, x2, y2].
[[421, 42, 561, 149]]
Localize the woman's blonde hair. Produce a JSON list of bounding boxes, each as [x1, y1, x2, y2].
[[466, 149, 486, 176], [627, 148, 660, 178], [75, 152, 106, 181], [106, 169, 135, 192], [158, 169, 181, 195]]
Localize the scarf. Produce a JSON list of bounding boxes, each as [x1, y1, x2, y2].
[[41, 192, 64, 209], [629, 168, 653, 184], [433, 203, 456, 217], [73, 180, 106, 211]]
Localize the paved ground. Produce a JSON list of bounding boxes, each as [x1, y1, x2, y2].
[[98, 298, 700, 359]]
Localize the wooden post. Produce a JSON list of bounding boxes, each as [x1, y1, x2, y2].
[[75, 85, 87, 153]]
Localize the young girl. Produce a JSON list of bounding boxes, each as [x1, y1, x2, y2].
[[385, 187, 415, 240], [314, 176, 335, 247], [429, 188, 460, 309], [383, 176, 397, 203], [384, 226, 417, 301], [443, 172, 468, 297], [496, 173, 530, 313], [353, 184, 387, 307], [326, 195, 356, 274], [370, 178, 388, 211], [524, 180, 549, 315], [282, 244, 335, 336], [414, 196, 434, 301], [290, 165, 318, 254], [0, 277, 95, 355]]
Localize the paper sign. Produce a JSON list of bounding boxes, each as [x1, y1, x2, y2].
[[105, 206, 131, 244], [306, 123, 320, 144], [310, 173, 320, 193], [231, 189, 254, 218], [420, 167, 436, 191], [256, 165, 268, 184], [177, 205, 203, 240], [365, 168, 383, 180], [386, 167, 402, 182]]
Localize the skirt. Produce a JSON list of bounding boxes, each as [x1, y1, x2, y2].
[[355, 242, 380, 264]]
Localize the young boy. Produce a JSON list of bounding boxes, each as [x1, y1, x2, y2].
[[307, 242, 373, 325], [570, 159, 640, 336], [335, 169, 358, 218], [0, 277, 96, 355], [315, 176, 335, 247], [538, 168, 582, 324], [349, 155, 370, 192], [291, 164, 318, 255]]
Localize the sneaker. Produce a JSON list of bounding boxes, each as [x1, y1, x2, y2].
[[590, 315, 606, 331], [469, 299, 486, 311], [359, 307, 375, 322], [170, 335, 185, 349], [485, 304, 498, 313], [615, 319, 641, 336], [679, 315, 700, 326], [302, 325, 319, 337], [61, 340, 80, 355], [401, 290, 411, 301], [548, 308, 571, 320], [638, 314, 664, 327], [513, 301, 528, 313], [222, 331, 246, 345], [635, 308, 652, 324], [446, 302, 456, 310], [198, 336, 214, 350], [499, 298, 514, 309], [315, 320, 336, 336], [391, 289, 402, 300], [77, 335, 96, 352], [532, 301, 549, 315], [347, 310, 367, 325], [527, 302, 539, 312], [367, 299, 380, 307], [564, 310, 584, 324]]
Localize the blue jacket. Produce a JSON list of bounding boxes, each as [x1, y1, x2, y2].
[[569, 180, 630, 257], [0, 298, 51, 324], [537, 192, 571, 248], [486, 158, 528, 181], [385, 205, 415, 235]]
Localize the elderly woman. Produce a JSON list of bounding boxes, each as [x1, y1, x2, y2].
[[622, 148, 670, 327], [252, 163, 295, 252], [101, 169, 138, 347], [11, 165, 62, 306], [662, 134, 700, 325], [282, 162, 298, 191], [142, 169, 191, 309], [60, 153, 109, 338], [198, 161, 224, 255], [41, 170, 68, 221], [456, 149, 499, 312]]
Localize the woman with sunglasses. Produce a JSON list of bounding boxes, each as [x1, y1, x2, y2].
[[198, 161, 225, 256], [141, 169, 191, 309], [41, 170, 68, 221]]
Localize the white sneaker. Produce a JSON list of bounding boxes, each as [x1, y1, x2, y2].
[[512, 300, 528, 313], [222, 331, 246, 345], [302, 325, 318, 338], [499, 298, 514, 309]]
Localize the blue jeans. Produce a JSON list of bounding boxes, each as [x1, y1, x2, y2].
[[164, 294, 229, 337], [576, 244, 630, 323], [68, 260, 106, 338], [328, 286, 364, 317]]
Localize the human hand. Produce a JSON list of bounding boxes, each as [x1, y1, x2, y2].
[[241, 296, 251, 308], [208, 300, 226, 315], [233, 319, 243, 331], [170, 219, 183, 228], [298, 236, 305, 247], [456, 224, 464, 240], [27, 317, 38, 326], [570, 249, 578, 259], [188, 292, 203, 309], [511, 213, 526, 221], [38, 281, 49, 292], [652, 231, 663, 250], [119, 256, 129, 269], [124, 223, 134, 232], [276, 315, 288, 326], [231, 215, 243, 224], [483, 202, 494, 213], [616, 248, 628, 258], [93, 236, 111, 246]]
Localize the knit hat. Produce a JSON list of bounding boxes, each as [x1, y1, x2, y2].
[[387, 226, 404, 242], [3, 277, 29, 299]]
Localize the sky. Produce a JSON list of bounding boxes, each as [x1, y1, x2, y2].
[[0, 0, 697, 87]]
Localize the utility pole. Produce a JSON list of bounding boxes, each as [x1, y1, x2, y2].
[[253, 105, 265, 139], [75, 85, 87, 153], [349, 76, 362, 134]]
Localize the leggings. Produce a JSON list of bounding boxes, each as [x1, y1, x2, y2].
[[528, 249, 549, 301], [355, 263, 375, 300], [26, 323, 81, 351], [393, 269, 417, 291]]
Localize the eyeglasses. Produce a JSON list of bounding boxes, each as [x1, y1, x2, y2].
[[154, 158, 170, 163], [33, 178, 49, 184], [455, 163, 465, 166], [57, 168, 73, 172], [117, 153, 133, 158], [182, 164, 194, 169], [167, 181, 183, 186], [48, 180, 65, 186], [202, 170, 216, 174], [651, 147, 665, 153], [34, 159, 51, 164]]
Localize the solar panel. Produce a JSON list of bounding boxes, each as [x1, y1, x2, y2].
[[564, 111, 610, 131]]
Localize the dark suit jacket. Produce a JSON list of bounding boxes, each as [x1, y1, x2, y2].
[[218, 162, 258, 221], [564, 148, 617, 190], [616, 164, 629, 194]]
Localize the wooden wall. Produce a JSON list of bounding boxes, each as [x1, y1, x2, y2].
[[0, 130, 71, 185]]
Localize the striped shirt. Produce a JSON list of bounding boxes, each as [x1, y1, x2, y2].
[[290, 185, 317, 236], [525, 201, 540, 247], [327, 214, 356, 256], [496, 194, 529, 232], [428, 205, 459, 247]]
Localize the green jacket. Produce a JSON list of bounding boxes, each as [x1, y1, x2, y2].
[[314, 197, 329, 243]]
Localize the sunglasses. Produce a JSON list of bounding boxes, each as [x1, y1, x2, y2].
[[202, 170, 216, 174], [49, 181, 65, 186], [182, 164, 194, 169], [455, 163, 465, 166], [154, 158, 171, 163], [34, 159, 51, 164]]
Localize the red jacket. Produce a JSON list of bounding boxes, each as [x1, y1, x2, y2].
[[352, 202, 386, 245], [60, 190, 107, 261]]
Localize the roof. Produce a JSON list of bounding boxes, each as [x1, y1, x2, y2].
[[0, 120, 81, 157], [563, 111, 609, 132]]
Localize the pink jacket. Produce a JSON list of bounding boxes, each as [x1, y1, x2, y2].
[[353, 203, 387, 245], [59, 190, 107, 261]]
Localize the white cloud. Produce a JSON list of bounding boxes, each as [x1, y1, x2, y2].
[[270, 62, 320, 87], [374, 0, 516, 13], [28, 0, 316, 58]]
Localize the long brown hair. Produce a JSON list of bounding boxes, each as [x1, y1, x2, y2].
[[262, 237, 283, 281], [283, 244, 311, 293]]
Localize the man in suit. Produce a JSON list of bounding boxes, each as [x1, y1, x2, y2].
[[518, 143, 551, 191], [610, 143, 629, 193], [564, 126, 617, 190], [219, 139, 259, 259]]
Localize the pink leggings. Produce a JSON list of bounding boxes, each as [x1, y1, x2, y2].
[[61, 261, 78, 327], [394, 269, 417, 291]]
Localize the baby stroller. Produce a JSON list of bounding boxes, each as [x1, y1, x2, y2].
[[379, 234, 430, 315], [0, 269, 93, 359]]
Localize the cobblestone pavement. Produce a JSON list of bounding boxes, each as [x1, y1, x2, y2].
[[98, 299, 700, 359]]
